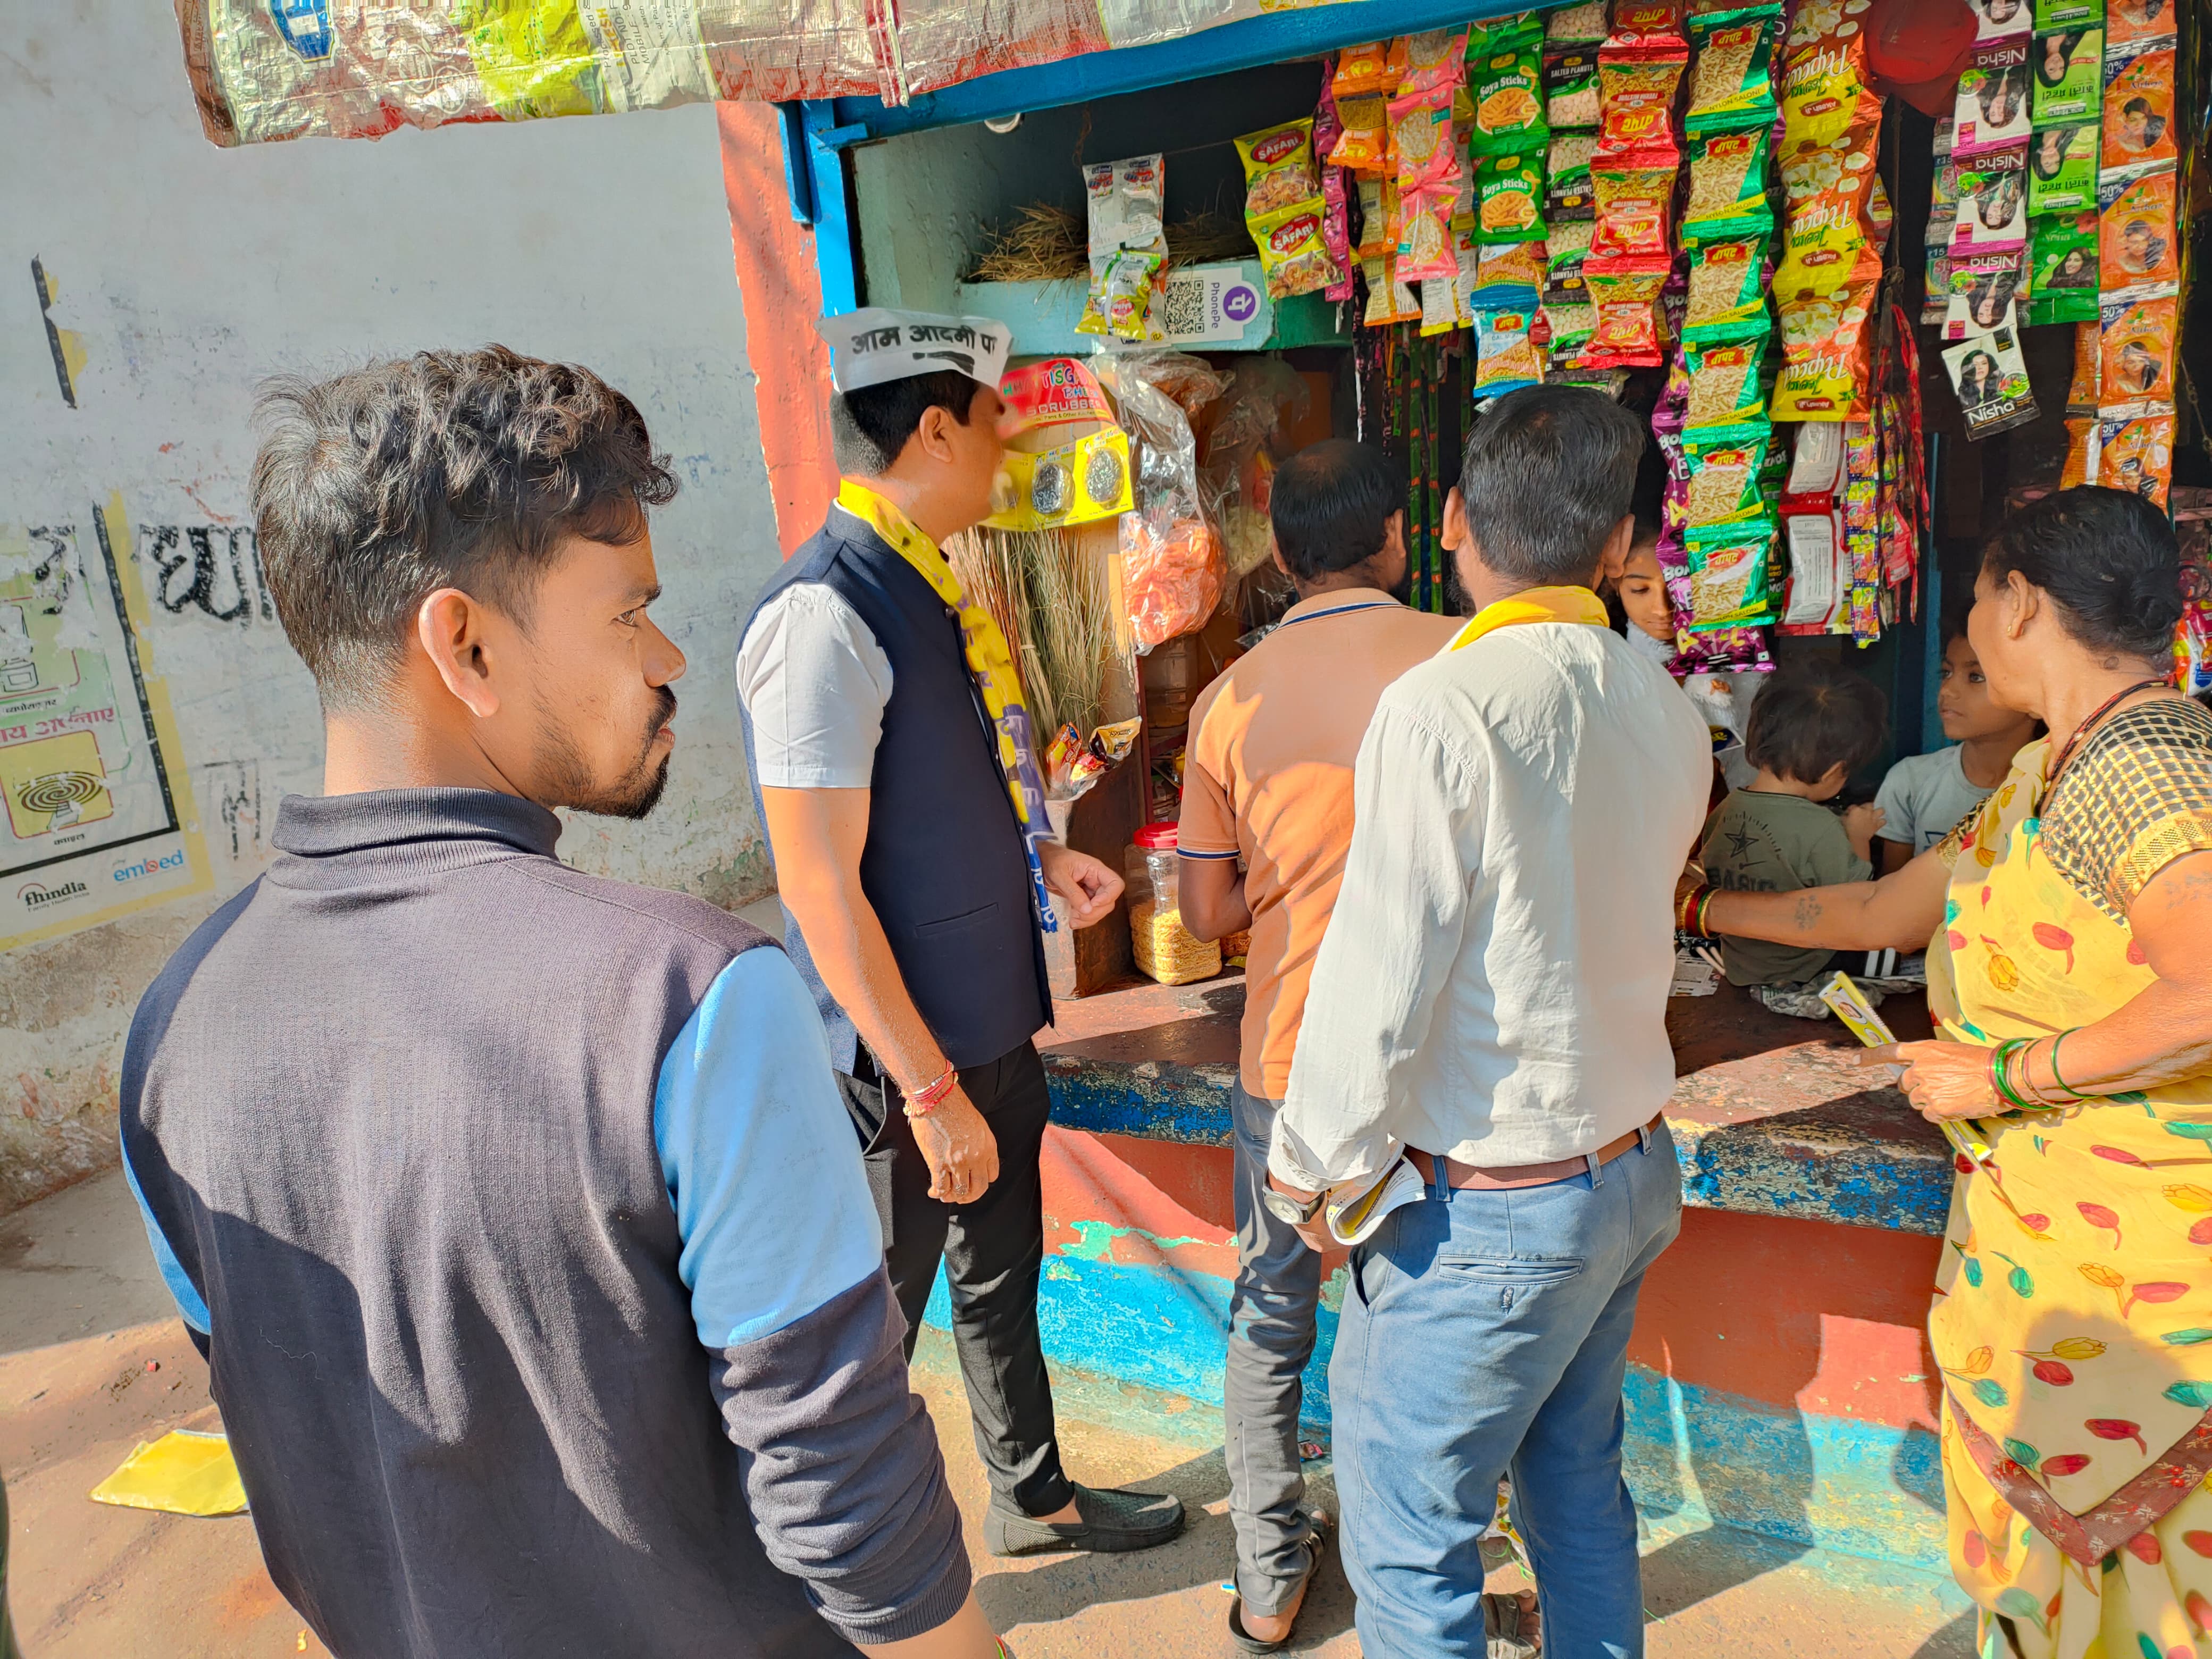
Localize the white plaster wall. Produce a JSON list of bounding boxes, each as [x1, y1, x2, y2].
[[0, 2, 781, 1206]]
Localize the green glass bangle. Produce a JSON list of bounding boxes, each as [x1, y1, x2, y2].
[[1992, 1038, 2050, 1113], [2046, 1030, 2090, 1100]]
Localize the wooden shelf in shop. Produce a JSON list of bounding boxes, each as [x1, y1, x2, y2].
[[958, 263, 1351, 358]]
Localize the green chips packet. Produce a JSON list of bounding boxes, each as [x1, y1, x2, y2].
[[1681, 127, 1775, 245], [1682, 237, 1772, 343], [1473, 150, 1548, 243], [1685, 14, 1778, 138], [1681, 423, 1774, 529], [1469, 41, 1548, 153], [1682, 338, 1774, 430]]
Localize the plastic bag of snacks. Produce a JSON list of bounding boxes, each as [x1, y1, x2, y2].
[[1473, 150, 1546, 244], [1580, 254, 1671, 368], [1683, 127, 1775, 246], [1683, 237, 1770, 343], [1771, 276, 1878, 420], [1685, 13, 1777, 137], [1591, 147, 1678, 258], [1238, 120, 1322, 217], [1544, 45, 1601, 129], [1547, 2, 1608, 45], [1121, 517, 1224, 652], [2101, 39, 2177, 174], [2099, 168, 2179, 297], [1398, 184, 1460, 280], [1400, 26, 1471, 95], [2098, 294, 2178, 408], [1466, 16, 1547, 152], [2097, 405, 2174, 509], [1361, 256, 1422, 326], [1077, 155, 1167, 339]]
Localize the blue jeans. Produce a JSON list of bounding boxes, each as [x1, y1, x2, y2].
[[1333, 1120, 1682, 1659]]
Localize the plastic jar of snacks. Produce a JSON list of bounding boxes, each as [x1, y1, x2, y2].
[[1125, 822, 1221, 986]]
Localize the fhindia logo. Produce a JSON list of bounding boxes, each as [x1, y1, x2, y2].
[[18, 878, 87, 909]]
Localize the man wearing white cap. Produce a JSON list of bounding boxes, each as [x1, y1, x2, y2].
[[737, 309, 1186, 1557]]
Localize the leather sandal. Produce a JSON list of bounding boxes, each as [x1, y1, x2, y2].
[[1227, 1513, 1330, 1654], [1482, 1588, 1541, 1657]]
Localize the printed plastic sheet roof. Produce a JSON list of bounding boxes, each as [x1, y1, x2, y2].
[[174, 0, 1348, 146]]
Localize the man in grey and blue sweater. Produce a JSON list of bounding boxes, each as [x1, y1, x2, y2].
[[120, 348, 1002, 1659]]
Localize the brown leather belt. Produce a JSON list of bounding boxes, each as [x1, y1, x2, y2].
[[1409, 1112, 1664, 1192]]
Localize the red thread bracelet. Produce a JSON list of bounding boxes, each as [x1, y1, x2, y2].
[[904, 1062, 958, 1116]]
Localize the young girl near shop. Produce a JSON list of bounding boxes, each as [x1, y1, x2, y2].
[[1871, 622, 2042, 874], [1701, 660, 1889, 1015]]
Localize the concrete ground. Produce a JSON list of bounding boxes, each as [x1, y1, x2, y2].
[[0, 1169, 1973, 1657]]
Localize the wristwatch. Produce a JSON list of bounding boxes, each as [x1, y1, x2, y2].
[[1262, 1183, 1326, 1225]]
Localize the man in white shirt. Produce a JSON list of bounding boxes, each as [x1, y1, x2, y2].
[[1263, 386, 1711, 1658]]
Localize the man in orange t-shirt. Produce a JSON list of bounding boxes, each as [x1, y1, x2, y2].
[[1177, 440, 1460, 1649]]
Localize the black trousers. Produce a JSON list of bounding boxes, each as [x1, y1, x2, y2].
[[840, 1040, 1074, 1518]]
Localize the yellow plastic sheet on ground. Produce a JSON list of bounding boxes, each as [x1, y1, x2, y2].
[[90, 1429, 247, 1518]]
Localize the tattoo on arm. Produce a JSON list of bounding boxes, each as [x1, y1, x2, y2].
[[1792, 893, 1824, 934]]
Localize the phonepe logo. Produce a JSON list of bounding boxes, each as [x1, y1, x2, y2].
[[1221, 282, 1260, 324], [112, 849, 187, 884], [18, 878, 87, 910]]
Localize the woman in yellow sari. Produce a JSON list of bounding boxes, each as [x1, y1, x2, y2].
[[1681, 487, 2212, 1659]]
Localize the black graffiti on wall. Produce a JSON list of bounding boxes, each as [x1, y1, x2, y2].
[[137, 525, 274, 626]]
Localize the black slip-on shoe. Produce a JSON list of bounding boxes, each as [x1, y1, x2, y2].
[[982, 1481, 1187, 1557]]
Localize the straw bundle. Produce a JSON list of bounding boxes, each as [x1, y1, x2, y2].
[[1164, 208, 1252, 266], [967, 204, 1086, 283], [945, 526, 1117, 743]]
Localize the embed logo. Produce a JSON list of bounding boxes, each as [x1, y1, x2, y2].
[[112, 849, 187, 884], [18, 879, 87, 909]]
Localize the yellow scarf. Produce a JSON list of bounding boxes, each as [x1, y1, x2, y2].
[[1446, 585, 1612, 651], [836, 479, 1058, 933]]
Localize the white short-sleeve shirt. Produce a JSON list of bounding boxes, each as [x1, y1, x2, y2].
[[735, 578, 893, 791]]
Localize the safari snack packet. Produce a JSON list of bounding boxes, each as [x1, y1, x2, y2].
[[1685, 14, 1777, 136], [2097, 292, 2178, 409], [1238, 120, 1322, 217], [1771, 275, 1878, 421], [1591, 146, 1678, 258], [2026, 122, 2097, 213], [1252, 200, 1339, 299], [1682, 237, 1771, 343], [1682, 127, 1774, 245], [1473, 150, 1547, 244]]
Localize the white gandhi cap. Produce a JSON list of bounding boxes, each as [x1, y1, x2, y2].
[[815, 307, 1013, 396]]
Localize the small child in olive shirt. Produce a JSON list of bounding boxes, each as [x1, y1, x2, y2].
[[1702, 660, 1889, 1008]]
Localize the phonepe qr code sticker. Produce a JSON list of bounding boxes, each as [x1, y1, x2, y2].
[[1153, 265, 1271, 344]]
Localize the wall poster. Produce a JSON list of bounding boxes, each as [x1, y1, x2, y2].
[[0, 499, 208, 950]]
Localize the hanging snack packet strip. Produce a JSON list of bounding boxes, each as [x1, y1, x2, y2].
[[1076, 155, 1168, 340], [1473, 150, 1547, 245], [1683, 237, 1771, 343], [1467, 13, 1547, 153], [1545, 44, 1601, 129], [1771, 275, 1880, 421], [1580, 254, 1672, 368], [1683, 127, 1775, 246], [1238, 120, 1340, 300], [1547, 129, 1600, 222], [1591, 146, 1679, 259], [1685, 13, 1778, 137]]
